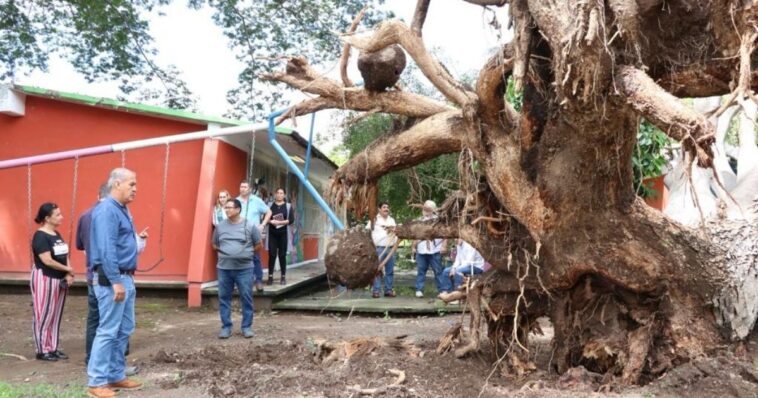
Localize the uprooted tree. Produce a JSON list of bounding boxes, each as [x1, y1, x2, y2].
[[265, 0, 758, 384]]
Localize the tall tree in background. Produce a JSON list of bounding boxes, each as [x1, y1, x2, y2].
[[265, 0, 758, 384], [0, 0, 390, 115]]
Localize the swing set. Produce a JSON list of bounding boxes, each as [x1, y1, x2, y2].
[[1, 116, 345, 275]]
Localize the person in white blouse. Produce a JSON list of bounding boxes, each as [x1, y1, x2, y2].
[[440, 239, 485, 293], [368, 201, 397, 298], [411, 200, 447, 298]]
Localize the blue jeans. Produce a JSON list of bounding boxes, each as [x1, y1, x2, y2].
[[372, 246, 395, 294], [415, 253, 444, 293], [253, 252, 263, 283], [217, 267, 254, 330], [87, 276, 136, 387], [441, 265, 483, 292]]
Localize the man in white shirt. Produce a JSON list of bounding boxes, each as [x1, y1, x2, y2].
[[369, 201, 397, 298], [441, 239, 485, 293], [411, 200, 447, 298]]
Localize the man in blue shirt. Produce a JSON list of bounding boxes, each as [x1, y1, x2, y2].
[[237, 180, 271, 292], [86, 168, 144, 398], [76, 182, 141, 377]]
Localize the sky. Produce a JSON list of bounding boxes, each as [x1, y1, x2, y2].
[[15, 1, 511, 150]]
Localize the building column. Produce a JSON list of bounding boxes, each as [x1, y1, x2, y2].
[[187, 138, 219, 307]]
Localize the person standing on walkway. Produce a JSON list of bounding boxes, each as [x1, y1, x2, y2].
[[86, 168, 144, 398], [267, 188, 291, 286], [212, 198, 262, 339], [31, 202, 75, 362], [212, 189, 231, 227], [411, 200, 447, 298], [237, 180, 271, 292], [369, 201, 397, 298]]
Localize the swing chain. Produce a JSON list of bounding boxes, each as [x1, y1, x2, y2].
[[137, 143, 169, 272], [68, 156, 79, 245], [121, 150, 126, 168]]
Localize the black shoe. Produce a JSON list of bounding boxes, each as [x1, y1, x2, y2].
[[36, 353, 58, 361], [280, 276, 286, 285], [266, 276, 274, 286], [52, 350, 68, 360]]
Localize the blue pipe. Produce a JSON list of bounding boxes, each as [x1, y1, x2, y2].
[[304, 113, 315, 178], [268, 108, 345, 230]]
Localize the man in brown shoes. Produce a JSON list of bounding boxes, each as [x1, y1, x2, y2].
[[87, 378, 142, 397]]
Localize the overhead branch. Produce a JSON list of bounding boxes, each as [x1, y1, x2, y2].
[[332, 110, 464, 186], [617, 65, 715, 167], [411, 0, 431, 37], [263, 56, 452, 119], [476, 42, 518, 129], [341, 20, 477, 107], [275, 97, 334, 124], [339, 6, 368, 87]]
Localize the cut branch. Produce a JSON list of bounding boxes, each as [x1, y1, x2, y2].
[[617, 65, 715, 167], [341, 20, 477, 106], [339, 6, 368, 87], [263, 57, 452, 118], [411, 0, 431, 37]]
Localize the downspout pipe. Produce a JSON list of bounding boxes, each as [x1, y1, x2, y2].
[[268, 108, 344, 230]]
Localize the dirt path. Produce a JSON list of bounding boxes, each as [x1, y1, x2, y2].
[[2, 292, 758, 397]]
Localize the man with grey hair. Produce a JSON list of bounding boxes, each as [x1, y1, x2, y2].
[[86, 168, 145, 398], [77, 182, 142, 376]]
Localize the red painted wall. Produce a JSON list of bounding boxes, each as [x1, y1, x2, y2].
[[0, 96, 207, 280]]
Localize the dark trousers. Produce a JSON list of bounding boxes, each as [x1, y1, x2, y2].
[[268, 232, 288, 277], [86, 284, 129, 365]]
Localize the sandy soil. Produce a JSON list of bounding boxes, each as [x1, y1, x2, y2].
[[1, 291, 758, 397]]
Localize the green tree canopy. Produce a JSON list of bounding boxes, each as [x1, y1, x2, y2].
[[0, 0, 390, 115]]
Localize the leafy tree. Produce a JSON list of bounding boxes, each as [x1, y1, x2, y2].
[[0, 0, 391, 114]]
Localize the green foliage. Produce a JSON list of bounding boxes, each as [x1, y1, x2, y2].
[[0, 382, 86, 398], [505, 76, 522, 112], [0, 0, 391, 115], [633, 120, 670, 198], [341, 113, 460, 221]]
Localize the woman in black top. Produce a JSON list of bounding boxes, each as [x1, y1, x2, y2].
[[267, 188, 291, 285], [30, 202, 75, 361]]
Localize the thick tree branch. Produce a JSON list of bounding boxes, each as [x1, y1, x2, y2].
[[411, 0, 431, 37], [263, 56, 452, 118], [617, 65, 715, 167], [461, 0, 507, 5], [341, 20, 477, 107], [332, 111, 464, 185]]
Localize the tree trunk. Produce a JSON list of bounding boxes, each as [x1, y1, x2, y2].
[[266, 0, 758, 384]]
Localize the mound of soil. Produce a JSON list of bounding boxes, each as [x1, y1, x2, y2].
[[325, 227, 379, 288]]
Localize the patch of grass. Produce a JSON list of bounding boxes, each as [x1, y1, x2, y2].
[[641, 393, 655, 398], [136, 319, 156, 329], [0, 382, 86, 398], [135, 302, 170, 314]]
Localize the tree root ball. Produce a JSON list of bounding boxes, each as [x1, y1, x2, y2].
[[324, 227, 379, 288], [357, 44, 407, 92]]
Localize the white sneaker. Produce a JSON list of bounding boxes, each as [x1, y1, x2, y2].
[[415, 291, 424, 298]]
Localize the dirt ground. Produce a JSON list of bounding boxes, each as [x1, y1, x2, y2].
[[2, 290, 758, 397]]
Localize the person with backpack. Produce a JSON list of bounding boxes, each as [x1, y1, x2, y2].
[[267, 188, 291, 285]]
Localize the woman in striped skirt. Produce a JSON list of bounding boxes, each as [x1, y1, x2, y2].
[[30, 202, 75, 361]]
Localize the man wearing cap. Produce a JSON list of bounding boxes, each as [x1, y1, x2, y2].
[[411, 200, 447, 298]]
